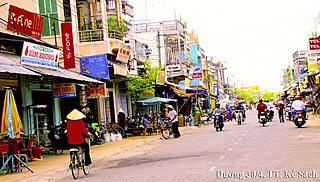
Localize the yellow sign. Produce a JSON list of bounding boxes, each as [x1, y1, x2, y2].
[[185, 78, 191, 87], [156, 71, 165, 85]]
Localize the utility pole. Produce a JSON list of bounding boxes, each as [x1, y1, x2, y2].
[[157, 31, 161, 66]]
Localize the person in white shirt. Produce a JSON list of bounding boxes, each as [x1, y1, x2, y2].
[[167, 105, 180, 138], [242, 102, 247, 119], [265, 100, 274, 119], [292, 95, 306, 119]]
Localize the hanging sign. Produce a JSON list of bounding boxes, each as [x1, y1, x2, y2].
[[85, 84, 106, 98], [80, 54, 110, 80], [7, 5, 44, 39], [116, 46, 131, 63], [61, 22, 75, 69], [21, 41, 59, 68], [52, 83, 76, 98]]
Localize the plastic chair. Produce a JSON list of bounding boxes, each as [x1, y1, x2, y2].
[[19, 136, 35, 161]]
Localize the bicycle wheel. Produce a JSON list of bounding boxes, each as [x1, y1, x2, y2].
[[82, 154, 90, 175], [161, 127, 172, 139], [70, 153, 79, 179], [115, 126, 125, 137]]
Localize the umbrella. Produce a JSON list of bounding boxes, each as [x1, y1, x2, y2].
[[0, 89, 24, 138]]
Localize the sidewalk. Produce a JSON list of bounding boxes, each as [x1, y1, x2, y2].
[[0, 126, 197, 182]]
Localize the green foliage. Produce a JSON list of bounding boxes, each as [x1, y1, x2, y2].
[[107, 17, 129, 34], [126, 61, 163, 102], [261, 91, 279, 101]]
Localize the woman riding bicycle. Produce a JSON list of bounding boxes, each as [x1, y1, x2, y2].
[[66, 109, 92, 166]]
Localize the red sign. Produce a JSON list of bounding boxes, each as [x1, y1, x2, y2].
[[7, 5, 44, 39], [309, 38, 320, 50], [86, 84, 106, 98], [116, 46, 131, 63], [61, 22, 75, 69]]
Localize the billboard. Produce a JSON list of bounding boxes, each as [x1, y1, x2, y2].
[[80, 54, 110, 80]]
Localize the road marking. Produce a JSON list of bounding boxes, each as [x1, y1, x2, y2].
[[219, 155, 225, 160], [246, 130, 249, 133], [208, 166, 216, 172], [234, 142, 238, 145], [228, 148, 233, 152], [239, 137, 242, 140], [242, 134, 246, 136]]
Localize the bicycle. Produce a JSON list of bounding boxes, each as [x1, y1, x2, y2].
[[159, 119, 173, 140], [69, 138, 90, 179]]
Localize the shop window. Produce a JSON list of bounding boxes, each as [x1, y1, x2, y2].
[[39, 0, 60, 36]]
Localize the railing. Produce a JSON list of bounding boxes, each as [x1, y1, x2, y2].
[[79, 29, 103, 43], [108, 30, 124, 40]]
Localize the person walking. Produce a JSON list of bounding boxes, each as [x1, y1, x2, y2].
[[277, 100, 285, 123], [167, 105, 180, 138]]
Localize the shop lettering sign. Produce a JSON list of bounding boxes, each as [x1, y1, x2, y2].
[[7, 5, 44, 39], [61, 22, 75, 69], [309, 38, 320, 50], [52, 83, 76, 98], [116, 46, 131, 63], [80, 54, 110, 80], [21, 41, 59, 68]]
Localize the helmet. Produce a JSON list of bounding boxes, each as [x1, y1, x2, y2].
[[259, 99, 263, 103], [296, 95, 302, 100], [265, 100, 269, 102]]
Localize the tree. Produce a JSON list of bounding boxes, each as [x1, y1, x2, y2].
[[107, 17, 129, 37], [126, 61, 163, 103]]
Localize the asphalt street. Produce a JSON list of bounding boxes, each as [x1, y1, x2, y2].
[[21, 110, 320, 182]]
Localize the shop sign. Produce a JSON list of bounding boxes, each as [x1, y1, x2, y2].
[[309, 38, 320, 50], [156, 71, 165, 85], [21, 42, 59, 68], [116, 46, 131, 63], [61, 22, 75, 69], [52, 83, 76, 98], [7, 5, 44, 39], [85, 84, 106, 99], [192, 64, 202, 78], [80, 54, 110, 80], [113, 64, 128, 76]]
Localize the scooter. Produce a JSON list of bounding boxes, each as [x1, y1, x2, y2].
[[213, 113, 224, 132], [293, 111, 306, 128], [48, 124, 68, 154], [285, 107, 292, 121], [259, 112, 267, 127], [236, 110, 243, 125]]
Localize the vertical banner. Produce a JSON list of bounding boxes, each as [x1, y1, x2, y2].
[[61, 22, 75, 69]]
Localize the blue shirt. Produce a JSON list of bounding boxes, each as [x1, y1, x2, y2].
[[143, 117, 151, 126]]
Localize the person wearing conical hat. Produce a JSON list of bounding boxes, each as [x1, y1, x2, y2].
[[66, 109, 92, 166], [117, 108, 126, 131]]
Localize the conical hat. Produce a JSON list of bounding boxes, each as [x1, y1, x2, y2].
[[67, 109, 85, 120], [118, 108, 124, 113]]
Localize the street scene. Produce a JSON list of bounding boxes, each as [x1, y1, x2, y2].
[[1, 0, 320, 181]]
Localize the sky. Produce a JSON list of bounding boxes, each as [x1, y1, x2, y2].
[[130, 0, 320, 92]]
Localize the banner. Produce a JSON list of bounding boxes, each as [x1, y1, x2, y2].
[[7, 5, 44, 39], [21, 41, 59, 68], [85, 84, 106, 98], [61, 22, 75, 69], [192, 64, 202, 78], [52, 83, 76, 98], [80, 54, 110, 80]]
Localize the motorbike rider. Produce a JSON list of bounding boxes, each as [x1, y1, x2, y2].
[[241, 101, 247, 119], [265, 100, 274, 119], [291, 95, 306, 119], [212, 104, 226, 126], [256, 99, 267, 122], [235, 102, 245, 121]]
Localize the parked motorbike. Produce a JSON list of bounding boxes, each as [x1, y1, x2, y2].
[[293, 111, 306, 128], [285, 107, 292, 121], [259, 112, 267, 127], [48, 124, 68, 154], [86, 123, 105, 145], [236, 110, 243, 125], [213, 113, 224, 132]]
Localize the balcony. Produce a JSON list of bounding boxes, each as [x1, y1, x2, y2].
[[166, 64, 189, 82], [79, 29, 103, 43], [108, 30, 124, 40]]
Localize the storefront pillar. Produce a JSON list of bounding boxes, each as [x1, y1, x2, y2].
[[20, 75, 33, 135], [53, 98, 60, 125]]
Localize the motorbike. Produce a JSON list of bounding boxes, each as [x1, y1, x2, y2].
[[213, 113, 224, 132], [285, 107, 292, 121], [293, 111, 306, 128], [266, 109, 274, 121], [236, 110, 243, 125], [259, 112, 267, 127], [48, 124, 69, 154], [86, 123, 105, 145]]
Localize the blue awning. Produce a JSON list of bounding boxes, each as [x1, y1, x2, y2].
[[135, 97, 177, 106]]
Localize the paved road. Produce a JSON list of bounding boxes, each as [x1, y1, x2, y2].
[[25, 110, 320, 182]]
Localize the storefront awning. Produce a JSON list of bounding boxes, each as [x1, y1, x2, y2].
[[0, 53, 40, 76], [23, 65, 103, 84], [170, 86, 192, 97]]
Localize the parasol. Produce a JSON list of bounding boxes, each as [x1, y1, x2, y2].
[[0, 89, 24, 138]]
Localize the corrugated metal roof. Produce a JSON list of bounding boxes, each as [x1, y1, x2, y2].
[[0, 53, 40, 76], [23, 65, 103, 84]]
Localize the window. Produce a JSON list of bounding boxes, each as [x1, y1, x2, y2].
[[39, 0, 60, 36]]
